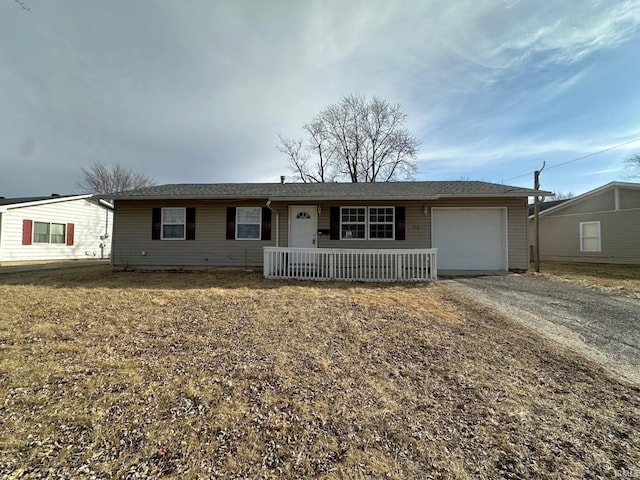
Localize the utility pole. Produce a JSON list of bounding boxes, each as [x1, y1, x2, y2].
[[533, 162, 545, 273]]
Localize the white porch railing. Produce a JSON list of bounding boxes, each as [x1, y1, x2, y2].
[[264, 247, 437, 282]]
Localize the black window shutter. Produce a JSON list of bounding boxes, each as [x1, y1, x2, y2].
[[186, 207, 196, 240], [330, 207, 340, 240], [261, 207, 271, 241], [226, 207, 236, 240], [395, 206, 405, 240], [152, 208, 161, 240]]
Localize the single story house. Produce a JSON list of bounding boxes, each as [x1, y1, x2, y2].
[[0, 194, 113, 263], [109, 181, 550, 280], [529, 181, 640, 265]]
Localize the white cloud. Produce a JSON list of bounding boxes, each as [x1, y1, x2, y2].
[[578, 167, 625, 176], [419, 130, 640, 174], [2, 0, 640, 196], [488, 1, 640, 69]]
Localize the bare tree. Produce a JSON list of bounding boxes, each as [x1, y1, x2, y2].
[[278, 94, 419, 183], [625, 153, 640, 179], [14, 0, 30, 10], [548, 191, 575, 201], [77, 162, 155, 196]]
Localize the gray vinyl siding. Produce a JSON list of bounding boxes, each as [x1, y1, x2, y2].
[[426, 197, 529, 270], [507, 202, 529, 269], [112, 197, 530, 270], [532, 185, 640, 264], [551, 189, 614, 215], [316, 201, 428, 249], [288, 199, 528, 270], [535, 209, 640, 264], [620, 187, 640, 210], [112, 200, 277, 268]]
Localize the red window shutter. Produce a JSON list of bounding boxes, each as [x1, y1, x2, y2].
[[22, 219, 33, 245], [66, 223, 75, 245]]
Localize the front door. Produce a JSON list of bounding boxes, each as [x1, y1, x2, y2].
[[289, 206, 317, 248]]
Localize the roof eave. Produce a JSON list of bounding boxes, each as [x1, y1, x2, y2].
[[535, 182, 637, 217], [111, 192, 550, 202], [111, 194, 272, 201], [1, 194, 94, 210], [267, 195, 442, 202], [437, 192, 552, 198]]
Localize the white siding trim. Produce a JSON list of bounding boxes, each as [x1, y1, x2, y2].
[[0, 194, 94, 213], [579, 221, 601, 252]]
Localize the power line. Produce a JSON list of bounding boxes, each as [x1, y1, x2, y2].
[[501, 171, 531, 182], [501, 136, 640, 183], [546, 136, 640, 170]]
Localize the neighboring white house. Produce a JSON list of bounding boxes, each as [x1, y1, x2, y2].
[[0, 194, 113, 263]]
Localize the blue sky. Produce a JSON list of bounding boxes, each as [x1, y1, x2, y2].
[[1, 0, 640, 198]]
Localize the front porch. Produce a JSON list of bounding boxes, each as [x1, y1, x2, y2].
[[263, 247, 437, 282]]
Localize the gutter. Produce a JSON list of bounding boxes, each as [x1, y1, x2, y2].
[[266, 193, 552, 202], [0, 194, 94, 211], [108, 195, 272, 201], [266, 195, 442, 202]]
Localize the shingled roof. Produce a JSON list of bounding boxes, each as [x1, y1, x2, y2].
[[0, 194, 77, 206], [0, 194, 113, 211], [109, 181, 551, 201]]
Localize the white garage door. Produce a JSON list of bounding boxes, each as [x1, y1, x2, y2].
[[432, 208, 507, 270]]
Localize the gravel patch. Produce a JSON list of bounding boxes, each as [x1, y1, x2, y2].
[[445, 274, 640, 386]]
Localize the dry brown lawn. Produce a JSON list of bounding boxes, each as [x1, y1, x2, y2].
[[535, 262, 640, 297], [1, 266, 638, 479]]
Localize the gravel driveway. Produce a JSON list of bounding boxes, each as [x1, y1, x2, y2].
[[445, 274, 640, 386]]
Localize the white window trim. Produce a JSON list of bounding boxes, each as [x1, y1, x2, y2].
[[161, 207, 186, 241], [340, 206, 367, 240], [368, 206, 395, 241], [236, 207, 262, 240], [339, 206, 395, 241], [580, 221, 601, 252], [50, 223, 66, 244], [33, 221, 66, 245], [33, 221, 50, 244]]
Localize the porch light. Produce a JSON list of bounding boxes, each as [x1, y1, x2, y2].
[[424, 205, 430, 215], [317, 205, 322, 215]]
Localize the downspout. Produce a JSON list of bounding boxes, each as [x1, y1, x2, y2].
[[108, 202, 114, 266], [265, 200, 279, 247], [101, 208, 107, 259]]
